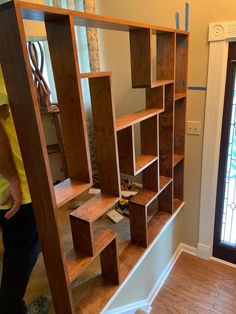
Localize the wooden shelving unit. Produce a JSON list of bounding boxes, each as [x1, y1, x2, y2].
[[0, 1, 188, 313]]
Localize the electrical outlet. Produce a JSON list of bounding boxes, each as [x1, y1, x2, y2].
[[187, 121, 201, 135]]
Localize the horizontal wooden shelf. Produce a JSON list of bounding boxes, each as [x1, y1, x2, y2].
[[16, 1, 178, 34], [130, 189, 157, 207], [135, 154, 158, 174], [70, 193, 119, 223], [175, 93, 186, 101], [54, 178, 92, 208], [151, 79, 174, 88], [47, 143, 60, 154], [160, 176, 172, 192], [66, 228, 116, 283], [80, 71, 111, 78], [174, 199, 185, 212], [116, 108, 163, 131], [173, 154, 184, 167]]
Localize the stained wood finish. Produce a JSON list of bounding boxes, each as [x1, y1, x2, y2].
[[151, 252, 236, 314], [174, 160, 184, 202], [117, 126, 135, 175], [100, 237, 120, 285], [70, 193, 119, 223], [80, 71, 111, 78], [175, 93, 186, 101], [0, 5, 74, 314], [173, 154, 184, 167], [174, 98, 186, 156], [89, 76, 120, 196], [73, 205, 184, 313], [160, 176, 172, 192], [116, 108, 162, 131], [146, 86, 164, 110], [130, 28, 152, 87], [141, 115, 158, 156], [70, 217, 94, 256], [174, 198, 184, 212], [151, 79, 174, 88], [130, 189, 157, 207], [129, 203, 148, 247], [45, 14, 92, 183], [66, 228, 116, 282], [54, 179, 92, 208], [135, 155, 158, 175], [158, 180, 173, 213], [156, 33, 175, 80], [142, 160, 160, 192], [175, 33, 188, 94], [159, 84, 174, 178]]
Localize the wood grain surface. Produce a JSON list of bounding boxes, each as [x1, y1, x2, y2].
[[152, 252, 236, 314]]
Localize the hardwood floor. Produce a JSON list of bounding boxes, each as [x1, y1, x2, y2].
[[151, 252, 236, 314]]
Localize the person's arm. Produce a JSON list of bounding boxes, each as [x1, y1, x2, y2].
[[0, 104, 22, 219]]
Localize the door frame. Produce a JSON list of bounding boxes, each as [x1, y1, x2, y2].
[[198, 22, 236, 259]]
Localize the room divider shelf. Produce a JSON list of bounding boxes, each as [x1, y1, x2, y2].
[[54, 178, 92, 208], [0, 1, 188, 312]]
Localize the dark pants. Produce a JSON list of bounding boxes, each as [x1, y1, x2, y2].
[[0, 203, 40, 314]]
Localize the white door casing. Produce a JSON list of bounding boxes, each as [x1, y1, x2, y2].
[[198, 22, 236, 259]]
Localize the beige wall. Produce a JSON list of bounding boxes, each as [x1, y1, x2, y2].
[[95, 0, 236, 248]]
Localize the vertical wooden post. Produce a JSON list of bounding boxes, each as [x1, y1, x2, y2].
[[0, 3, 74, 313], [45, 14, 92, 183]]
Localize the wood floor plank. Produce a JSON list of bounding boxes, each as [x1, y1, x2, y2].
[[151, 252, 236, 314]]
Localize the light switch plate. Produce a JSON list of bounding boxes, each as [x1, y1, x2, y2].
[[187, 121, 201, 135]]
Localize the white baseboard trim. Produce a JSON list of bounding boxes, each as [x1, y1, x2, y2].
[[210, 256, 236, 268], [197, 243, 211, 259], [103, 242, 197, 314], [102, 300, 151, 314]]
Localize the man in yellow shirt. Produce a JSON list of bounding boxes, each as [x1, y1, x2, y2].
[[0, 67, 42, 313]]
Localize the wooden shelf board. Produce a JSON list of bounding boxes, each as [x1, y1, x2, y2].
[[160, 176, 172, 192], [66, 228, 116, 283], [135, 154, 158, 175], [151, 79, 174, 88], [130, 189, 157, 207], [16, 1, 177, 34], [174, 198, 185, 212], [175, 93, 186, 101], [54, 178, 92, 208], [70, 193, 119, 223], [80, 71, 111, 78], [116, 108, 163, 131], [173, 154, 184, 167]]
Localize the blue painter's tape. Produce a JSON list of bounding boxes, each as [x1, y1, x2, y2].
[[188, 86, 207, 91], [175, 12, 180, 30], [185, 2, 189, 32]]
